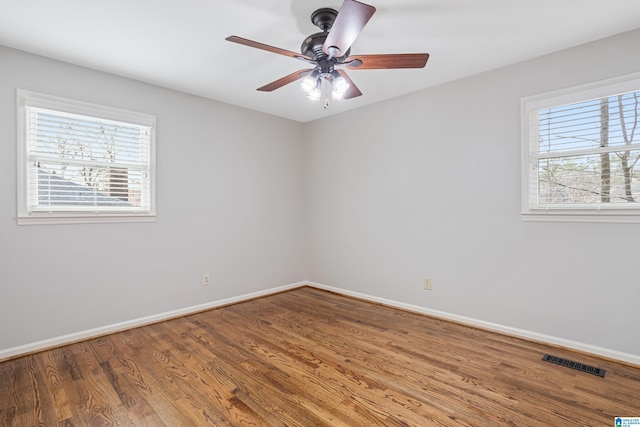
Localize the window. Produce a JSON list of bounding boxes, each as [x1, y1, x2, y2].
[[521, 73, 640, 222], [17, 90, 156, 224]]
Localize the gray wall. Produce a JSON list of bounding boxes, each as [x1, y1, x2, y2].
[[0, 45, 306, 351], [304, 28, 640, 358], [1, 28, 639, 361]]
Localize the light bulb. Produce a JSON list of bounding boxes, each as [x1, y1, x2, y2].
[[331, 76, 349, 100], [308, 86, 321, 101], [300, 75, 316, 94]]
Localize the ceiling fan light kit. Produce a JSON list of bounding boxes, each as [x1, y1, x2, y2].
[[226, 0, 429, 108]]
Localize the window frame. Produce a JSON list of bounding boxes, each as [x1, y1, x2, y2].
[[16, 89, 157, 225], [521, 73, 640, 223]]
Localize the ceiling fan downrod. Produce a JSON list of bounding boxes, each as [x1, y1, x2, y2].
[[311, 8, 337, 31]]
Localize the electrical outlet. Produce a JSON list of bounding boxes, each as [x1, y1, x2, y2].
[[423, 277, 432, 290], [203, 274, 210, 286]]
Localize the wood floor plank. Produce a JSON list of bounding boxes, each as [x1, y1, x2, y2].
[[1, 286, 640, 426]]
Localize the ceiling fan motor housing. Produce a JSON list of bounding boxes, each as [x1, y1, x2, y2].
[[301, 32, 350, 63], [302, 7, 350, 64]]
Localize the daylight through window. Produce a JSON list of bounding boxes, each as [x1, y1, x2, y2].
[[522, 74, 640, 222], [17, 90, 156, 224]]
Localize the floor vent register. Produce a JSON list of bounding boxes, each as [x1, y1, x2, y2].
[[542, 354, 606, 377]]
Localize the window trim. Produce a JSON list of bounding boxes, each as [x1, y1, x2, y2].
[[521, 73, 640, 223], [16, 89, 157, 225]]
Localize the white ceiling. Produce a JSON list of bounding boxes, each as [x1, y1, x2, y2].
[[1, 0, 639, 123]]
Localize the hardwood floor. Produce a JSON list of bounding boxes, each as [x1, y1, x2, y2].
[[1, 286, 639, 426]]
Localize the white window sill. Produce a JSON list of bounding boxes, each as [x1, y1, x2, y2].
[[17, 214, 156, 225], [521, 210, 640, 223]]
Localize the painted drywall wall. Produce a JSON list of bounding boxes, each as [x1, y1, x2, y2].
[[303, 29, 640, 357], [1, 28, 639, 361], [0, 45, 306, 351]]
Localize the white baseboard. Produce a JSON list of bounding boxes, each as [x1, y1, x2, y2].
[[3, 280, 639, 367], [305, 281, 640, 367], [0, 281, 305, 362]]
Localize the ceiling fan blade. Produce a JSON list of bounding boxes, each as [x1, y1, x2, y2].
[[344, 53, 430, 70], [257, 69, 314, 92], [322, 0, 376, 57], [226, 36, 312, 62], [335, 69, 362, 99]]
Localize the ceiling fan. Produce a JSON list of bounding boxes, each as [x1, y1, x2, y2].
[[226, 0, 429, 107]]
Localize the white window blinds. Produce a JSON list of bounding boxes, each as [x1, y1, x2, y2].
[[533, 92, 640, 206], [17, 90, 156, 224], [521, 74, 640, 222]]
